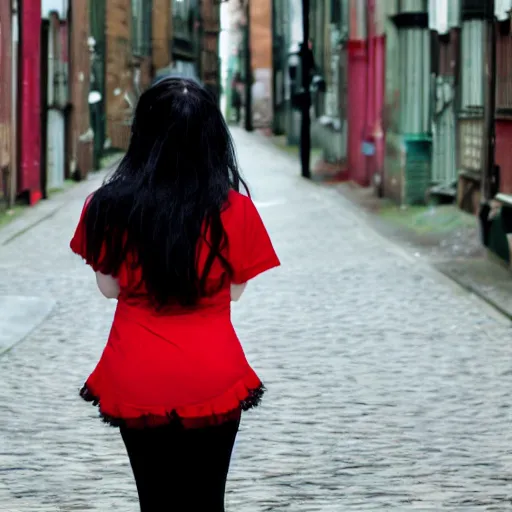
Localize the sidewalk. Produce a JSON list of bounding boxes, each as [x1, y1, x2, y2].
[[0, 167, 112, 357], [329, 179, 512, 319], [0, 129, 511, 511]]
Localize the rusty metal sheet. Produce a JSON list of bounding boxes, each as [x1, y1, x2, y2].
[[0, 0, 12, 175]]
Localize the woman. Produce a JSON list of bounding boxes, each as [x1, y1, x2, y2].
[[70, 78, 280, 511]]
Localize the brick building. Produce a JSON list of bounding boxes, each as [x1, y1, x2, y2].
[[250, 0, 273, 127]]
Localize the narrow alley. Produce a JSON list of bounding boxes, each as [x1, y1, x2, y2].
[[1, 129, 512, 511]]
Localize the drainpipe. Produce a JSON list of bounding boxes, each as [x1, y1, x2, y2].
[[271, 0, 278, 134], [9, 0, 18, 208], [243, 0, 253, 132], [482, 0, 496, 201], [366, 0, 375, 185], [299, 0, 311, 179]]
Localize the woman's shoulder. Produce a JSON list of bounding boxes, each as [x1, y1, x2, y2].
[[227, 189, 253, 209], [225, 190, 254, 220]]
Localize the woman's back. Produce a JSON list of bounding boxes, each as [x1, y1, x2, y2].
[[81, 78, 249, 309], [71, 78, 280, 510], [73, 189, 276, 311]]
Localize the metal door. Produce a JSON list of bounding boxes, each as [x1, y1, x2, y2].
[[44, 13, 65, 193], [46, 110, 65, 190]]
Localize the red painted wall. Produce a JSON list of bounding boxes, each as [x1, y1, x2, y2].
[[369, 35, 385, 176], [347, 40, 368, 186], [364, 0, 385, 183], [495, 119, 512, 195], [19, 0, 42, 204]]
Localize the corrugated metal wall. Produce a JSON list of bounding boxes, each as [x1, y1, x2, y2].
[[0, 0, 12, 203], [349, 0, 366, 40], [460, 20, 484, 110], [399, 28, 430, 134], [375, 0, 398, 36], [429, 0, 460, 34], [432, 76, 457, 186], [401, 0, 427, 12]]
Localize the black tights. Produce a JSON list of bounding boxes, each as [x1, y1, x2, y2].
[[120, 417, 240, 512]]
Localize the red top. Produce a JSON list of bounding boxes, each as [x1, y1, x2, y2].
[[70, 190, 280, 428]]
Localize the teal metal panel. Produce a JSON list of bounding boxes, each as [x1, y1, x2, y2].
[[488, 211, 511, 263], [401, 0, 427, 12], [404, 137, 432, 204]]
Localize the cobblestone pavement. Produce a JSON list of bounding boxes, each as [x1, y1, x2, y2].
[[1, 128, 512, 511]]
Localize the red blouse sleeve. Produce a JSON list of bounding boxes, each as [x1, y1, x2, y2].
[[70, 195, 105, 272], [229, 195, 280, 284]]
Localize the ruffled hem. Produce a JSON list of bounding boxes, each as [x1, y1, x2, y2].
[[79, 373, 266, 429]]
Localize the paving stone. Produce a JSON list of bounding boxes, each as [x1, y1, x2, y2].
[[0, 128, 511, 511]]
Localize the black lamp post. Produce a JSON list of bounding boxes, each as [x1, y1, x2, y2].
[[299, 0, 311, 179], [243, 0, 253, 131], [482, 0, 496, 200]]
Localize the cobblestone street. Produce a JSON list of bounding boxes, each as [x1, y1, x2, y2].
[[1, 128, 512, 511]]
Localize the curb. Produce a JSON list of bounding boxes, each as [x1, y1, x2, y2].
[[435, 266, 512, 321], [0, 169, 109, 247], [0, 297, 57, 358]]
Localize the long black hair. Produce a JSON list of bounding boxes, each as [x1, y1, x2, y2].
[[84, 78, 248, 308]]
